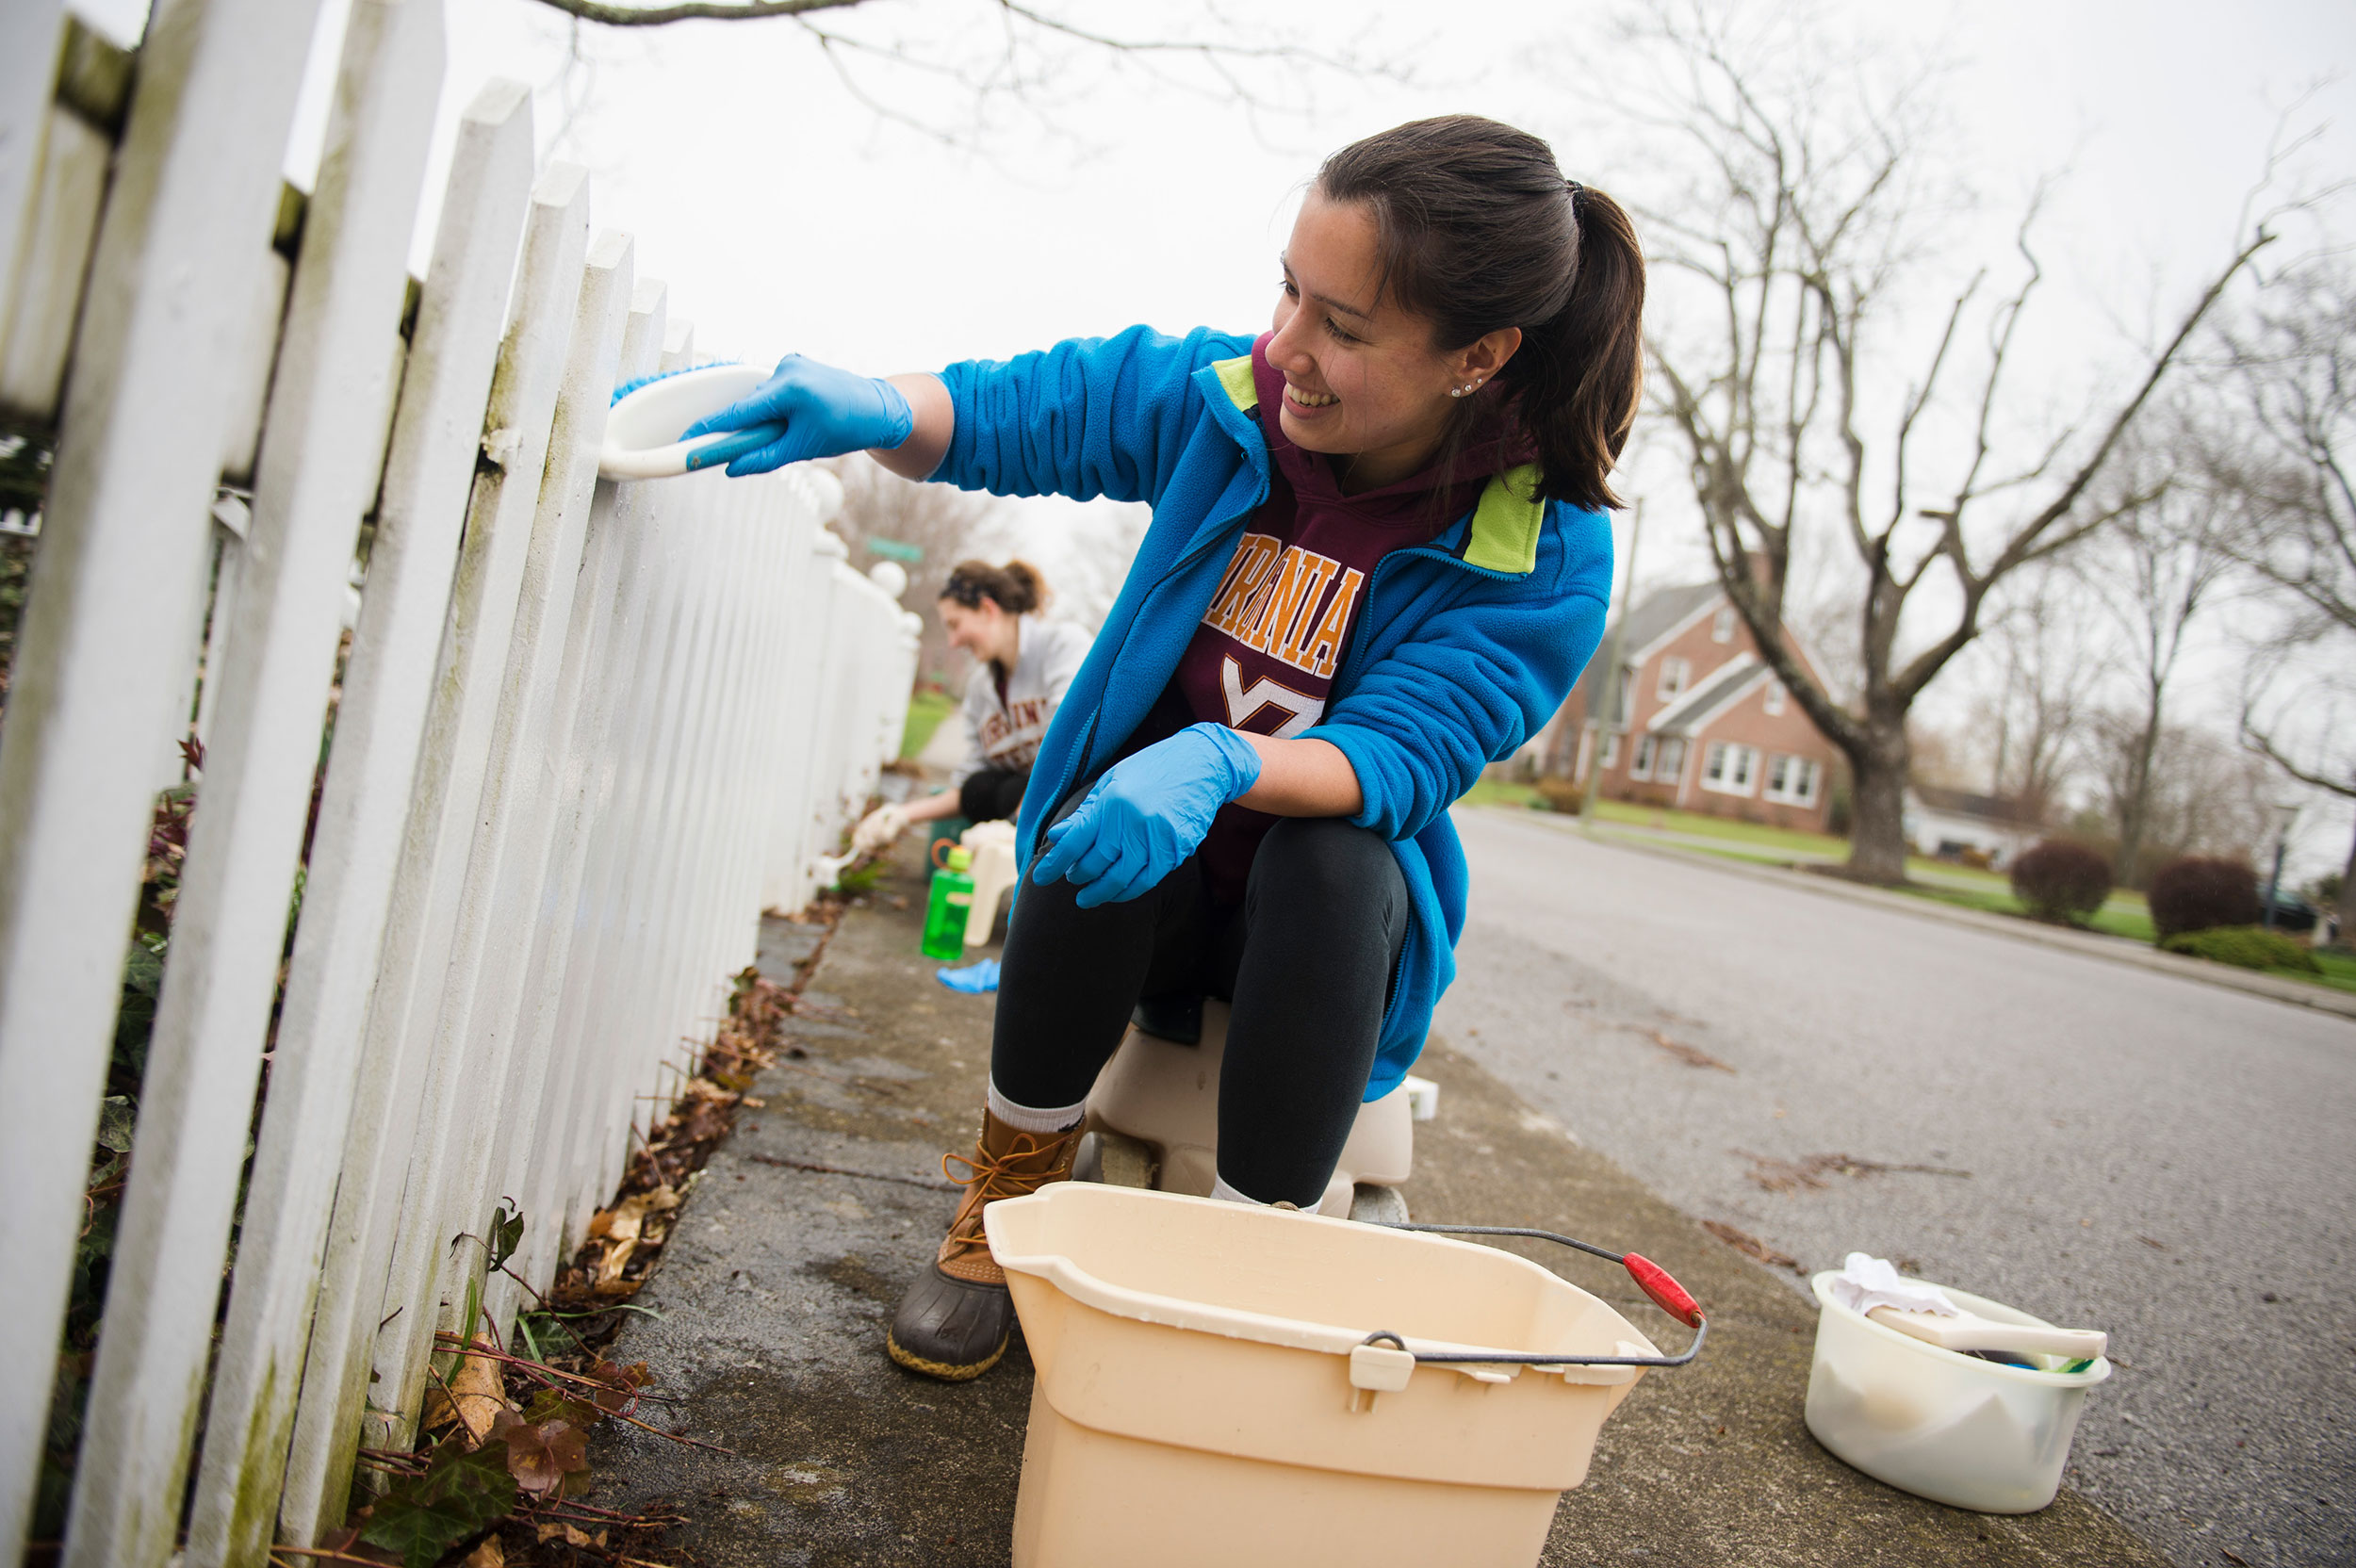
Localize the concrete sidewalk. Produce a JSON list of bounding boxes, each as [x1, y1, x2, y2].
[[588, 837, 2168, 1567]]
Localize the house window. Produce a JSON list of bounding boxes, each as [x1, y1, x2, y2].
[[1599, 729, 1621, 769], [1764, 754, 1820, 806], [1658, 657, 1691, 700], [1763, 679, 1787, 716], [1630, 734, 1658, 780], [1702, 741, 1759, 795], [1712, 608, 1737, 644], [1655, 737, 1688, 784]]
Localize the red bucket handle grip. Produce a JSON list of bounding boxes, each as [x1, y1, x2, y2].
[[1623, 1253, 1703, 1329]]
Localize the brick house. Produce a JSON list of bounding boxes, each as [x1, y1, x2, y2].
[[1537, 581, 1845, 833]]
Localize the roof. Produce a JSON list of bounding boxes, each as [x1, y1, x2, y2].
[[1908, 784, 2041, 825], [1648, 654, 1772, 737], [1621, 581, 1725, 659], [1571, 581, 1726, 705]]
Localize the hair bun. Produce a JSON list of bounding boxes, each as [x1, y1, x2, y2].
[[941, 557, 1049, 615]]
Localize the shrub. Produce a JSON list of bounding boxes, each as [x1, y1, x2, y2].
[[2009, 840, 2113, 924], [2148, 857, 2263, 939], [2160, 925, 2321, 973], [1533, 775, 1583, 813]]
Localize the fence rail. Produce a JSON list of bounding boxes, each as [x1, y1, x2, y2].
[[0, 7, 919, 1563]]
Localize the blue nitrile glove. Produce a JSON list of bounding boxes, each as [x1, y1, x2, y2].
[[1032, 723, 1263, 908], [678, 353, 914, 477], [936, 958, 1000, 993]]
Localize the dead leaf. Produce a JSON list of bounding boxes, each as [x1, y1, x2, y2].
[[742, 1096, 765, 1108], [463, 1537, 505, 1567], [491, 1409, 589, 1498], [584, 1358, 654, 1415], [422, 1334, 509, 1443], [1702, 1219, 1802, 1272], [592, 1185, 680, 1286]]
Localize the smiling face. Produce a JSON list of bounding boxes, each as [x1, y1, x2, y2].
[[1269, 191, 1522, 492], [939, 595, 1019, 665]]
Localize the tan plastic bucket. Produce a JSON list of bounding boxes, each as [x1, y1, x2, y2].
[[985, 1183, 1663, 1568]]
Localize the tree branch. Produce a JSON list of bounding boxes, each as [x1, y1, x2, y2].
[[530, 0, 864, 21], [2242, 714, 2356, 800]]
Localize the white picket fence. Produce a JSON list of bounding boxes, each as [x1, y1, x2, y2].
[[0, 5, 920, 1564]]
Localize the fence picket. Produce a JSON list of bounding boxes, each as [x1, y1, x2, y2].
[[0, 3, 66, 357], [186, 74, 534, 1568], [0, 92, 107, 422]]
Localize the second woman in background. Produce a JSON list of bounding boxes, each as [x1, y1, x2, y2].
[[854, 559, 1088, 852]]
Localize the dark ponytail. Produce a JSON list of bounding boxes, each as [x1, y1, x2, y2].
[[1316, 115, 1645, 511], [940, 557, 1048, 615]]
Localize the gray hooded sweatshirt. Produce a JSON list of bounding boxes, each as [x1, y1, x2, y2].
[[952, 613, 1091, 785]]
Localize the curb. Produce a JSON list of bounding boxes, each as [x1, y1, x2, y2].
[[1481, 807, 2356, 1025]]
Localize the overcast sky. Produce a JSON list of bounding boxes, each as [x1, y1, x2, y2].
[[76, 0, 2356, 870]]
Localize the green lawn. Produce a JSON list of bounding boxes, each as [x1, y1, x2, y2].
[[2294, 947, 2356, 995], [1460, 778, 2169, 945], [1460, 776, 1548, 811], [1459, 779, 1855, 858], [1891, 881, 2158, 944], [900, 688, 955, 760], [1590, 796, 1853, 858]]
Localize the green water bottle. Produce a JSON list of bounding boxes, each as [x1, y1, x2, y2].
[[922, 845, 974, 960]]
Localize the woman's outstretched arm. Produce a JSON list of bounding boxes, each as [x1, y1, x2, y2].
[[872, 372, 953, 481]]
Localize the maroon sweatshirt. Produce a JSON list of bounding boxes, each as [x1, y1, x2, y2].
[[1124, 334, 1513, 904]]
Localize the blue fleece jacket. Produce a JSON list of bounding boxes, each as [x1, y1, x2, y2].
[[933, 325, 1613, 1099]]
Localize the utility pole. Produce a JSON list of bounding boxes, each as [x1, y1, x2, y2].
[[1581, 500, 1644, 824], [2263, 802, 2298, 930]]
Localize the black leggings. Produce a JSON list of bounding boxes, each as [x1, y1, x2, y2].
[[957, 766, 1030, 824], [991, 801, 1409, 1207]]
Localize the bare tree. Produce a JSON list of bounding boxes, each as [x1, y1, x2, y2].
[[2084, 715, 2273, 873], [824, 457, 998, 682], [517, 0, 1383, 145], [1970, 567, 2097, 825], [1619, 1, 2276, 881], [2071, 424, 2238, 882], [2214, 261, 2356, 939]]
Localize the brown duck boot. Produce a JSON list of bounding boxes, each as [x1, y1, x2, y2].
[[886, 1109, 1085, 1380]]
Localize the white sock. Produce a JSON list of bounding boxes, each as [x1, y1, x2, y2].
[[987, 1078, 1087, 1135], [1210, 1173, 1303, 1209]]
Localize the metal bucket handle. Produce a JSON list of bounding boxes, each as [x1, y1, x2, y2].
[[1361, 1222, 1709, 1369]]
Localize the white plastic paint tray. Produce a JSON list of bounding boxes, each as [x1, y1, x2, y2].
[[1806, 1270, 2112, 1512]]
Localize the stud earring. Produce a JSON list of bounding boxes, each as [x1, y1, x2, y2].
[[1448, 387, 1464, 399]]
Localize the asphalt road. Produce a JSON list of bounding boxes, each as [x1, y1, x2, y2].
[[1436, 807, 2356, 1568]]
